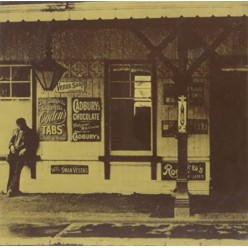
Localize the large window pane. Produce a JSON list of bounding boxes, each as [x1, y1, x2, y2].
[[0, 83, 10, 97], [110, 83, 130, 98], [12, 83, 30, 97], [110, 68, 130, 81], [110, 99, 151, 150], [0, 67, 10, 81], [12, 67, 30, 81], [110, 64, 152, 151]]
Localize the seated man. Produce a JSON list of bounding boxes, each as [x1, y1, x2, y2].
[[6, 118, 38, 197]]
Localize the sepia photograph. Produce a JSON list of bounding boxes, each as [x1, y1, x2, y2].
[[0, 0, 247, 245]]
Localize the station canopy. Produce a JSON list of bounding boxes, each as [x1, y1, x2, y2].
[[0, 1, 247, 23]]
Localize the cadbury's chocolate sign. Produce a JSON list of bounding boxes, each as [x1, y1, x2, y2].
[[38, 98, 68, 141], [72, 98, 101, 142]]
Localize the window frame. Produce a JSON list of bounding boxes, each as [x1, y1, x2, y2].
[[108, 62, 154, 156], [0, 64, 32, 100]]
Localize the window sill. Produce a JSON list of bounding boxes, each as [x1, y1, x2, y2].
[[99, 155, 162, 163], [0, 155, 41, 161]]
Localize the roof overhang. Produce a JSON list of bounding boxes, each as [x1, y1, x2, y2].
[[0, 1, 248, 23], [222, 66, 248, 72]]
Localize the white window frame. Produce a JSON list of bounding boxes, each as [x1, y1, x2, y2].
[[0, 64, 32, 100]]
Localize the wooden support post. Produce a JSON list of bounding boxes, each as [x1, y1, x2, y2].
[[31, 66, 37, 180], [104, 62, 111, 180], [174, 22, 190, 218], [174, 94, 190, 217], [104, 159, 111, 180]]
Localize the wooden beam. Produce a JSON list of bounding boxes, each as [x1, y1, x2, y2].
[[131, 28, 180, 76], [187, 27, 218, 57], [188, 19, 246, 75], [150, 26, 177, 52]]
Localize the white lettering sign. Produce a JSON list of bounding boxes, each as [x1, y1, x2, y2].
[[55, 80, 87, 93]]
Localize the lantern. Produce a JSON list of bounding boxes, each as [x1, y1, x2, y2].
[[32, 26, 66, 91]]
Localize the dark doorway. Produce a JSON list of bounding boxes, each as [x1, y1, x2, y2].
[[210, 71, 248, 193]]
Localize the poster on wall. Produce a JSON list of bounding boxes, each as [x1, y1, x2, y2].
[[188, 84, 205, 105], [163, 83, 177, 105], [55, 78, 87, 93], [161, 120, 177, 137], [161, 162, 206, 180], [38, 98, 68, 141], [51, 165, 89, 174], [164, 83, 205, 106], [72, 97, 101, 142], [188, 119, 208, 134]]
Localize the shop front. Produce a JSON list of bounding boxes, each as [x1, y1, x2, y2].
[[0, 2, 246, 202]]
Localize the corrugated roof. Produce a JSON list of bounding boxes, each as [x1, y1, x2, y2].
[[0, 1, 247, 23]]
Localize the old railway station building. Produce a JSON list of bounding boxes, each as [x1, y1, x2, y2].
[[0, 2, 247, 215]]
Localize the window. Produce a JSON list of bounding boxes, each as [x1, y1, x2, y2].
[[0, 65, 32, 98], [109, 64, 152, 151]]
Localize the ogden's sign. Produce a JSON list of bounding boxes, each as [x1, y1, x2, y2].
[[72, 98, 101, 142], [38, 98, 67, 141], [161, 162, 206, 180]]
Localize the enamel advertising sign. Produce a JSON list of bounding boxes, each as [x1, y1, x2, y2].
[[38, 98, 68, 141], [38, 98, 67, 141], [72, 98, 101, 142], [161, 162, 206, 180]]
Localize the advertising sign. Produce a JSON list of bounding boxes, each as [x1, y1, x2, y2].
[[188, 84, 204, 105], [38, 98, 67, 141], [162, 119, 208, 136], [72, 98, 101, 142], [161, 120, 177, 137], [178, 95, 187, 133], [51, 165, 89, 174], [55, 78, 87, 93], [161, 162, 206, 180], [163, 83, 177, 105], [164, 83, 205, 106], [188, 119, 208, 134]]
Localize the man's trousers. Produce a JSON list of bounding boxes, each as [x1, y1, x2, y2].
[[7, 153, 26, 193]]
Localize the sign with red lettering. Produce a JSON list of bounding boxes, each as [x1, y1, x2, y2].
[[38, 98, 67, 141], [161, 162, 206, 180], [72, 98, 101, 142]]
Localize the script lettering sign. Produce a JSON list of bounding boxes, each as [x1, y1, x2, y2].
[[161, 162, 206, 180], [38, 98, 67, 141]]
